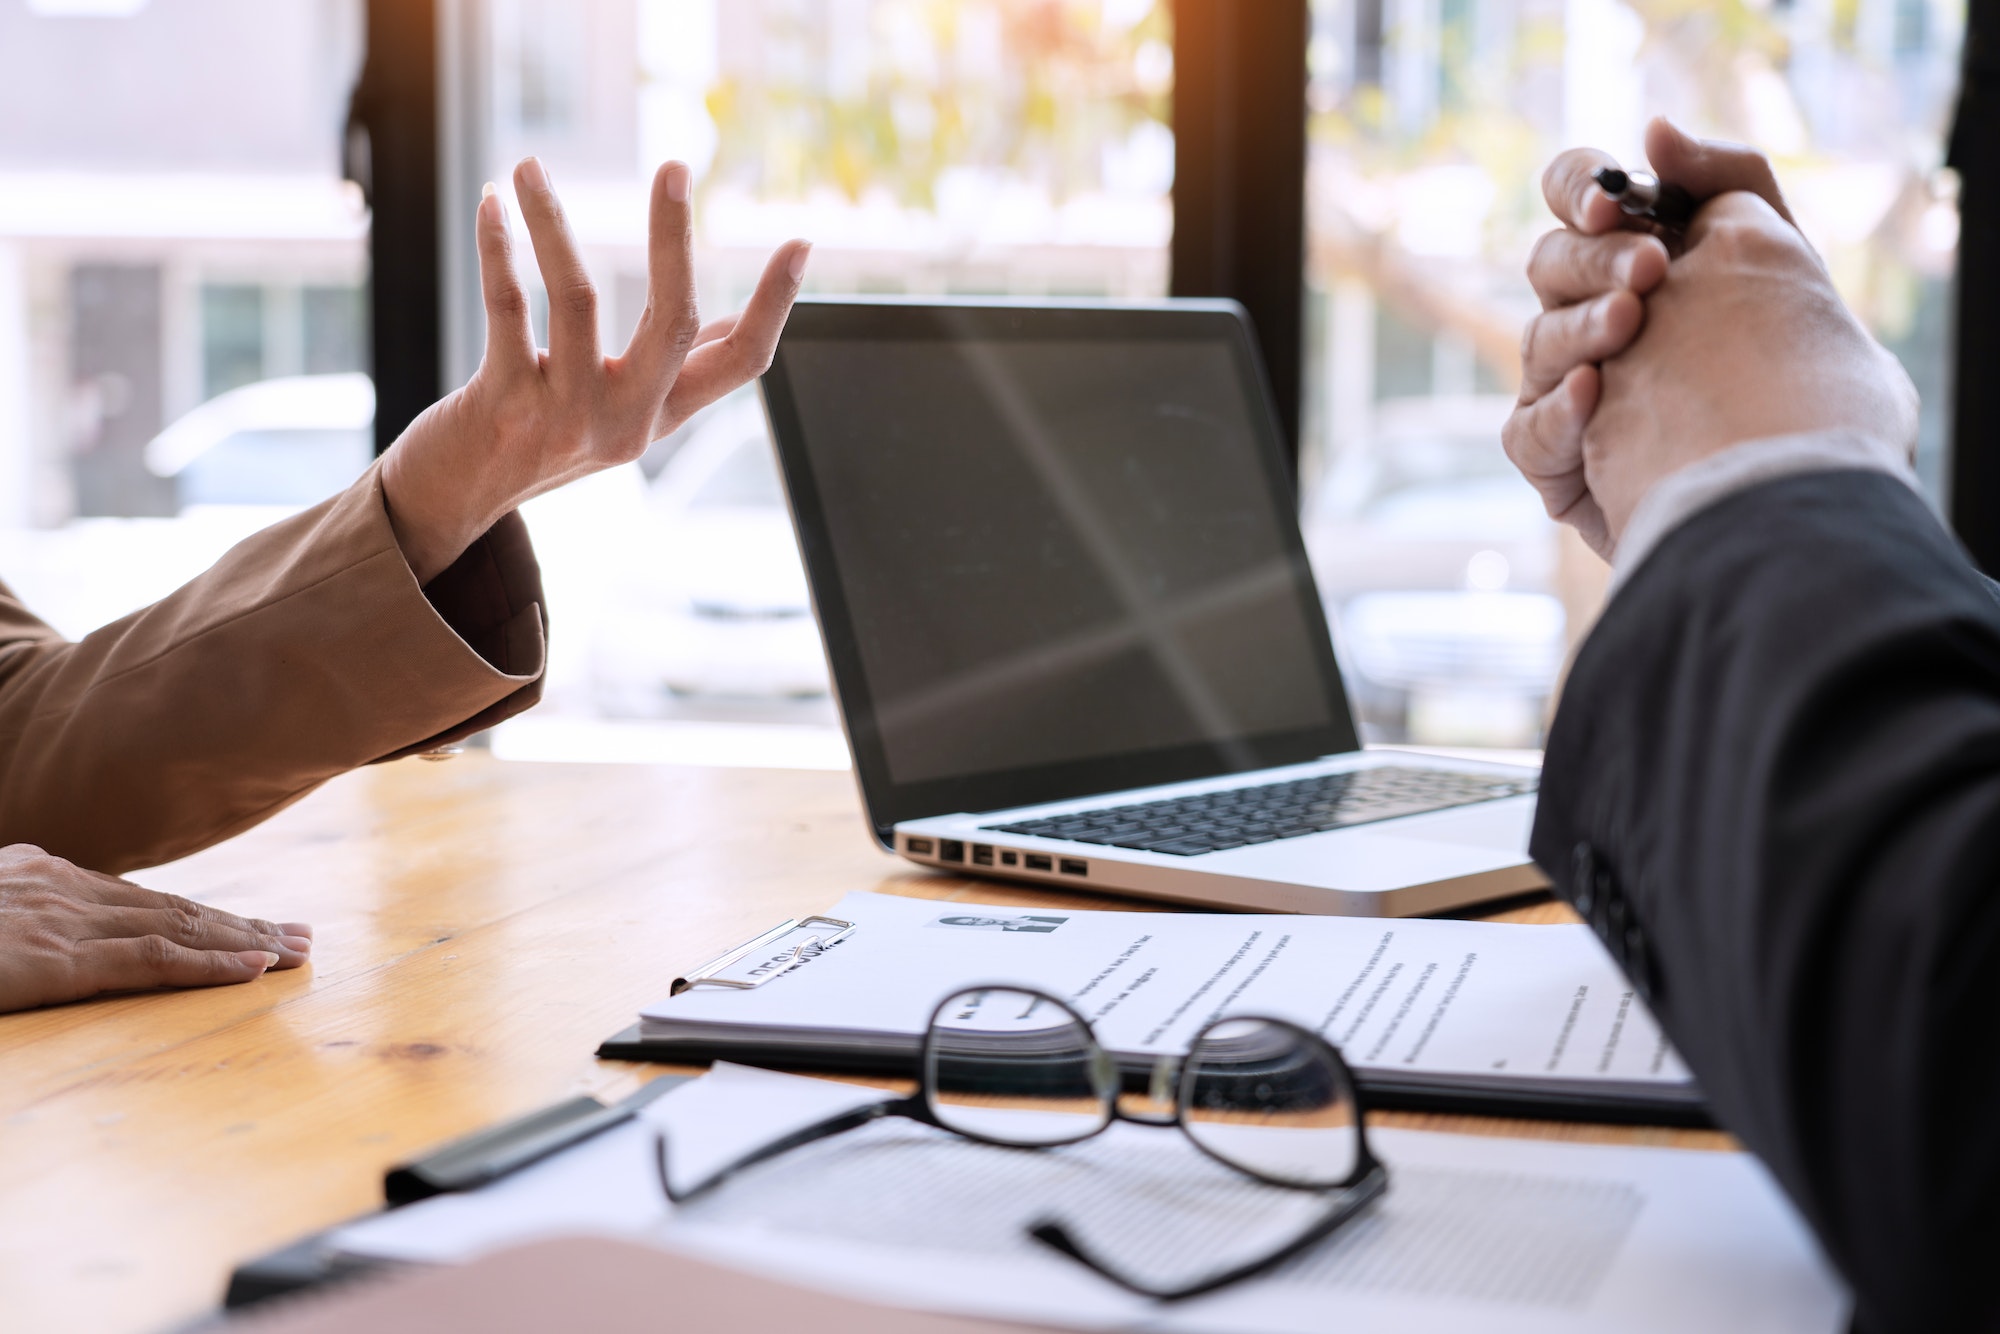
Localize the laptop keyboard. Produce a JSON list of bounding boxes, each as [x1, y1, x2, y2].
[[981, 766, 1537, 857]]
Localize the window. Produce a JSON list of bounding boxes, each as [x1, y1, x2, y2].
[[0, 0, 369, 638], [444, 0, 1175, 765], [1301, 0, 1964, 748]]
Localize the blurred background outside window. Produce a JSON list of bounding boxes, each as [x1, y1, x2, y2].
[[1300, 0, 1964, 747], [444, 0, 1175, 766], [0, 0, 1967, 770], [0, 0, 369, 638]]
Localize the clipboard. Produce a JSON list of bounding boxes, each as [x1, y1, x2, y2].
[[223, 1074, 695, 1311], [595, 915, 1716, 1130]]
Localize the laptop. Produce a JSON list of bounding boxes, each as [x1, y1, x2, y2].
[[758, 297, 1546, 917]]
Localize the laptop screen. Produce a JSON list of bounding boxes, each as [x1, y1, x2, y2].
[[761, 301, 1358, 842]]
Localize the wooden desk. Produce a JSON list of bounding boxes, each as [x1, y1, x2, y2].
[[0, 754, 1730, 1333]]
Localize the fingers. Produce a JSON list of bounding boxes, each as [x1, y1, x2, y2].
[[89, 905, 309, 969], [73, 872, 311, 966], [693, 313, 740, 347], [1518, 289, 1644, 403], [658, 240, 810, 429], [1503, 366, 1614, 557], [1643, 117, 1796, 226], [513, 156, 601, 370], [1542, 147, 1632, 234], [1527, 228, 1670, 310], [73, 935, 276, 996], [628, 160, 701, 377], [476, 184, 537, 370]]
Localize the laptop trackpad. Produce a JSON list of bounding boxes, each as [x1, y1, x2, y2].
[[1208, 800, 1533, 892]]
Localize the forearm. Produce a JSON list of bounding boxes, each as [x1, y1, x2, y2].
[[1533, 471, 2000, 1332], [0, 464, 546, 874]]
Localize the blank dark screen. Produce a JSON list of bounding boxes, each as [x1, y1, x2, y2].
[[782, 336, 1336, 785]]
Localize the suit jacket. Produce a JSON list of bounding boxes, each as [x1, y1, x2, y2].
[[1533, 469, 2000, 1333], [0, 464, 546, 874]]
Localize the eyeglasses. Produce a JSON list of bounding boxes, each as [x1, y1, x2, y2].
[[655, 984, 1389, 1301]]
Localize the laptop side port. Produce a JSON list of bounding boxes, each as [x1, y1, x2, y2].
[[1000, 850, 1019, 867], [1059, 859, 1088, 877], [940, 839, 965, 863], [906, 837, 934, 855], [1024, 854, 1053, 872], [971, 844, 994, 866]]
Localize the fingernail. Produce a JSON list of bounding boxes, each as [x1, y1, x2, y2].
[[481, 180, 497, 201], [280, 935, 313, 955], [279, 922, 314, 940], [665, 161, 691, 204], [788, 242, 812, 282], [520, 156, 548, 192], [239, 951, 280, 972]]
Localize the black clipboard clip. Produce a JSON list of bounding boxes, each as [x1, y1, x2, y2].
[[669, 914, 856, 997]]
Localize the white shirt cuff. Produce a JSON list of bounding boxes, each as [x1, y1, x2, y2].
[[1608, 430, 1924, 596]]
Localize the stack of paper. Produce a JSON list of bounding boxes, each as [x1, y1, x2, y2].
[[621, 892, 1701, 1118]]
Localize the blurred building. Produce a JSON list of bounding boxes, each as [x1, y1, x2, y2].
[[0, 0, 367, 526]]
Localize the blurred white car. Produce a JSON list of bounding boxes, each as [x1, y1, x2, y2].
[[145, 372, 374, 507], [0, 375, 376, 643], [589, 394, 829, 708], [1303, 395, 1566, 746]]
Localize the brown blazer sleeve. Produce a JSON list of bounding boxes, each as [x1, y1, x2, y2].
[[0, 463, 547, 874]]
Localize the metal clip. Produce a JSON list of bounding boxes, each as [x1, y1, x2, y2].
[[669, 915, 856, 995]]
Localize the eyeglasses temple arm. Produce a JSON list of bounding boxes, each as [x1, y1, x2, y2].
[[1027, 1163, 1388, 1303], [656, 1094, 924, 1205]]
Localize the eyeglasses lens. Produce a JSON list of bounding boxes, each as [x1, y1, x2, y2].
[[925, 987, 1116, 1146], [1179, 1018, 1361, 1187]]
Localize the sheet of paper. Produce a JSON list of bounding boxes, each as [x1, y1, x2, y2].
[[334, 1066, 1844, 1333], [647, 891, 1689, 1091]]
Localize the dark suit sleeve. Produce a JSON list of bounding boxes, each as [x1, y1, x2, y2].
[[1532, 469, 2000, 1333]]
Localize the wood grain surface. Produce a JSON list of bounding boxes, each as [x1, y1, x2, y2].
[[0, 753, 1731, 1333]]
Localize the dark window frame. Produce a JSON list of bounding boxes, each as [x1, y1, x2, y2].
[[348, 0, 443, 458]]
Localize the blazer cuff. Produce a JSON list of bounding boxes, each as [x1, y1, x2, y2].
[[375, 487, 548, 761], [1608, 430, 1925, 597]]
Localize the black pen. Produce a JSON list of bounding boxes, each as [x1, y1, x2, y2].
[[1592, 166, 1695, 232]]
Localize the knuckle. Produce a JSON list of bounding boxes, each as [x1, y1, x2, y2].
[[556, 277, 597, 319], [1527, 396, 1575, 455], [667, 307, 702, 352], [1527, 228, 1558, 272], [165, 907, 203, 940], [1518, 316, 1543, 370], [490, 285, 529, 319], [137, 933, 178, 971]]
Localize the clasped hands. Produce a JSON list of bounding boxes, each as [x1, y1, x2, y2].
[[0, 159, 807, 1012], [1504, 118, 1918, 560]]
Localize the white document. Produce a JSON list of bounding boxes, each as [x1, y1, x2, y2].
[[641, 891, 1694, 1107], [332, 1065, 1846, 1334]]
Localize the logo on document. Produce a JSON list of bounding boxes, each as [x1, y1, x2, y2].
[[929, 913, 1069, 934]]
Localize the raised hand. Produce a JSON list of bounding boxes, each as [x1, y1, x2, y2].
[[1502, 119, 1808, 559], [0, 844, 311, 1012], [379, 158, 810, 585]]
